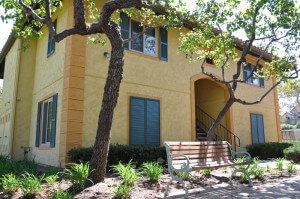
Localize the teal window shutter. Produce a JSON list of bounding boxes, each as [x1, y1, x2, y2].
[[47, 20, 57, 57], [120, 12, 130, 50], [35, 102, 42, 147], [251, 113, 265, 144], [160, 28, 168, 61], [130, 97, 160, 146], [50, 93, 58, 147], [130, 97, 145, 145], [146, 100, 160, 145]]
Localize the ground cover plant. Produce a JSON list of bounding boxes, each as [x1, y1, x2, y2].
[[142, 162, 163, 182]]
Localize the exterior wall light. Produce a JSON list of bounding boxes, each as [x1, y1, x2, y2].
[[104, 52, 110, 59]]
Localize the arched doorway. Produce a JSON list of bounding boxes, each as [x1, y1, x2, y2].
[[191, 74, 234, 145]]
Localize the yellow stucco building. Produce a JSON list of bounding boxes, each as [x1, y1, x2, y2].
[[0, 0, 281, 167]]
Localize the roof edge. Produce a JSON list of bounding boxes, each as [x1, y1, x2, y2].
[[0, 31, 17, 64]]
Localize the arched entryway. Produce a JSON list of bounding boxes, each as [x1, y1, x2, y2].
[[191, 74, 234, 145]]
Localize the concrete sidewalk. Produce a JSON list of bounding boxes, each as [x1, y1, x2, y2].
[[162, 175, 300, 198]]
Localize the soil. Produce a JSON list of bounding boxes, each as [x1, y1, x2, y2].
[[1, 167, 299, 199]]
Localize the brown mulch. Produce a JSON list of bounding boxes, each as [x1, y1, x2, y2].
[[1, 168, 299, 199]]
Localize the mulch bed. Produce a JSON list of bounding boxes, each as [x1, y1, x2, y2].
[[1, 167, 299, 199]]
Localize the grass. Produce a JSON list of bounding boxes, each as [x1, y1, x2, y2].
[[275, 158, 285, 171], [0, 173, 20, 193], [287, 163, 296, 173], [45, 174, 59, 185], [113, 182, 132, 199], [51, 188, 73, 199], [20, 172, 44, 198], [111, 161, 139, 185]]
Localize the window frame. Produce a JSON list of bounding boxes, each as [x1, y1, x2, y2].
[[40, 97, 53, 147], [243, 62, 264, 88], [128, 19, 159, 57]]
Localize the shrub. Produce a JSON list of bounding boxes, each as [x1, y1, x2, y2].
[[20, 172, 44, 198], [68, 144, 167, 168], [114, 182, 131, 199], [111, 161, 138, 185], [142, 162, 163, 182], [0, 157, 37, 177], [246, 142, 298, 159], [275, 158, 284, 171], [18, 159, 38, 175], [1, 173, 20, 193], [296, 121, 300, 129], [51, 189, 73, 199], [202, 169, 213, 176], [287, 163, 296, 173], [45, 175, 59, 185], [284, 143, 300, 163], [281, 124, 295, 130], [63, 161, 93, 191], [44, 166, 60, 177]]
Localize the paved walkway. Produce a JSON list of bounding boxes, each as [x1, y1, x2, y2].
[[163, 175, 300, 198], [162, 161, 300, 199]]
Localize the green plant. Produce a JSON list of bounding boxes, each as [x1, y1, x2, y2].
[[68, 144, 167, 169], [142, 162, 163, 182], [202, 169, 213, 176], [270, 169, 280, 175], [20, 172, 44, 198], [236, 157, 247, 169], [296, 121, 300, 129], [246, 142, 299, 159], [18, 159, 38, 175], [266, 164, 271, 172], [177, 171, 191, 180], [51, 188, 73, 199], [240, 173, 248, 182], [45, 175, 59, 185], [44, 166, 60, 177], [252, 167, 265, 179], [111, 161, 138, 185], [281, 124, 295, 130], [287, 163, 296, 173], [0, 173, 20, 193], [275, 158, 284, 171], [284, 144, 300, 163], [63, 161, 93, 191], [113, 182, 131, 199]]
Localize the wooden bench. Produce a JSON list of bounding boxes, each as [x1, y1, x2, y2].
[[164, 141, 253, 197]]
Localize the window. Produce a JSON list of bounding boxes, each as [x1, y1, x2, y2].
[[47, 20, 57, 57], [120, 13, 168, 61], [243, 63, 264, 88], [35, 93, 58, 148], [130, 96, 160, 146], [250, 113, 265, 144]]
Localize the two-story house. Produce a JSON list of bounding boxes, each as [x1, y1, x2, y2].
[[0, 0, 281, 167]]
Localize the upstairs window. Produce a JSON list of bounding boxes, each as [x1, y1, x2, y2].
[[47, 20, 57, 57], [243, 63, 264, 88], [120, 13, 168, 61]]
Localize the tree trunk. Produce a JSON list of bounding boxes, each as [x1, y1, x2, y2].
[[89, 22, 124, 183], [207, 97, 234, 140]]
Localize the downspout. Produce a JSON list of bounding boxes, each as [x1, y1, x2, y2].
[[8, 39, 21, 158]]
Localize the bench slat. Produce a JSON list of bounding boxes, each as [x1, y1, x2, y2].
[[166, 141, 227, 146], [170, 144, 228, 151], [172, 156, 233, 165], [191, 160, 253, 170], [170, 148, 229, 155], [172, 151, 231, 160]]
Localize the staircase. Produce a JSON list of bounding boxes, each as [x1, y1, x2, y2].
[[195, 106, 240, 149]]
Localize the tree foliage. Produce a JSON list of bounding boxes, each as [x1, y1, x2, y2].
[[0, 0, 299, 182]]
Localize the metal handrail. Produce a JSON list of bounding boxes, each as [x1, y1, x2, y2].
[[195, 105, 241, 148]]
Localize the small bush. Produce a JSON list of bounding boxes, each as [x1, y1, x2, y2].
[[111, 161, 138, 185], [281, 124, 295, 130], [44, 166, 60, 177], [284, 144, 300, 163], [45, 175, 59, 185], [142, 162, 163, 182], [246, 142, 298, 159], [296, 121, 300, 129], [51, 188, 73, 199], [275, 158, 284, 171], [114, 182, 131, 199], [63, 161, 93, 191], [202, 169, 213, 176], [1, 173, 20, 193], [68, 144, 167, 169], [287, 163, 296, 173], [20, 172, 43, 198]]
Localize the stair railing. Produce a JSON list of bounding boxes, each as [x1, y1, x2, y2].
[[195, 105, 241, 149]]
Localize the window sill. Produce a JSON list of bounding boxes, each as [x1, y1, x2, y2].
[[38, 145, 52, 150], [245, 83, 263, 89], [126, 50, 161, 61], [47, 51, 56, 59]]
